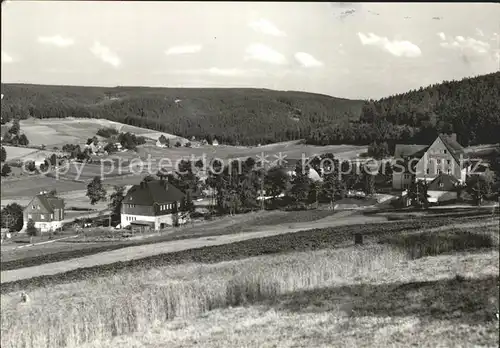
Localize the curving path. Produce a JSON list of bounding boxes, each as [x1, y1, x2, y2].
[[0, 211, 381, 284]]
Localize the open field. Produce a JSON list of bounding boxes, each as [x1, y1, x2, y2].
[[133, 141, 367, 166], [47, 162, 137, 182], [2, 211, 496, 290], [1, 173, 141, 209], [1, 146, 41, 160], [2, 118, 184, 148], [0, 209, 355, 266], [1, 206, 496, 274], [1, 226, 498, 348]]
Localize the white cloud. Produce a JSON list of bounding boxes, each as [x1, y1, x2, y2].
[[1, 51, 13, 64], [164, 67, 265, 77], [437, 32, 446, 41], [248, 19, 286, 37], [90, 42, 121, 68], [440, 36, 491, 55], [38, 35, 74, 47], [358, 32, 422, 58], [294, 52, 323, 68], [475, 28, 484, 37], [244, 43, 287, 65], [165, 44, 203, 55], [205, 67, 264, 77]]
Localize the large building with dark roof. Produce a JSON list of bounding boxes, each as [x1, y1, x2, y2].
[[120, 179, 186, 230], [392, 133, 470, 190]]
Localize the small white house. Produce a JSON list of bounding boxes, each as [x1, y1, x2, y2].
[[156, 136, 169, 148], [212, 138, 219, 146]]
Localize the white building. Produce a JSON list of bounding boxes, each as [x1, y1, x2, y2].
[[120, 180, 188, 231]]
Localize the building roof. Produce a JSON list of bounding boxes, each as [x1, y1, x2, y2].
[[157, 135, 169, 144], [394, 144, 429, 159], [428, 173, 460, 191], [29, 194, 64, 213], [438, 133, 466, 164], [125, 180, 185, 205]]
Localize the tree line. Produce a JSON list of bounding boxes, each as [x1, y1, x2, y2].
[[2, 150, 499, 233], [3, 73, 498, 147]]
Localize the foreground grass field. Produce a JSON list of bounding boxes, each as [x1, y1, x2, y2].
[[3, 207, 496, 267], [2, 211, 494, 287], [1, 226, 498, 348]]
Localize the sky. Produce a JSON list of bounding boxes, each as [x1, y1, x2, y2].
[[1, 1, 499, 99]]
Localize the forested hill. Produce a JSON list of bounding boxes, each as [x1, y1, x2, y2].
[[0, 85, 364, 146], [307, 72, 500, 147], [2, 72, 499, 146]]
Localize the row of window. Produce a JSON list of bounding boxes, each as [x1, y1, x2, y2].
[[126, 216, 137, 221], [125, 203, 176, 210], [430, 159, 451, 165], [160, 203, 176, 211], [403, 167, 451, 180], [27, 214, 53, 220], [426, 168, 451, 175], [429, 149, 447, 155]]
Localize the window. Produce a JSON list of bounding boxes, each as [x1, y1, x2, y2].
[[447, 160, 450, 165], [50, 214, 54, 219], [439, 182, 444, 188], [444, 150, 447, 154], [438, 169, 442, 174], [32, 205, 36, 209], [40, 214, 45, 220], [436, 159, 441, 164], [426, 168, 430, 174], [28, 214, 32, 219]]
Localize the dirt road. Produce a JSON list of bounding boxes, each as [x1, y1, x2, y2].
[[0, 211, 383, 283], [2, 208, 495, 284]]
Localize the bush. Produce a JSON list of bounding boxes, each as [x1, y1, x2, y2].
[[104, 142, 118, 154], [379, 230, 495, 259], [1, 163, 11, 177], [96, 127, 119, 138], [24, 161, 36, 172], [26, 219, 39, 237]]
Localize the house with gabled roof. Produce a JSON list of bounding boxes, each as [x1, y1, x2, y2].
[[23, 192, 65, 233], [392, 133, 470, 190], [120, 179, 187, 231], [426, 173, 460, 203], [156, 135, 170, 148]]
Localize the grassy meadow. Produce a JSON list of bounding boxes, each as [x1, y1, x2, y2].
[[1, 220, 499, 348]]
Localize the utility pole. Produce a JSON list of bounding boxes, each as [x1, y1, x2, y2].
[[415, 180, 419, 207], [259, 161, 267, 211]]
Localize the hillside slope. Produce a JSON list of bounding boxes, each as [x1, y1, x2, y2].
[[2, 72, 499, 147], [306, 72, 500, 146], [0, 85, 364, 146]]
